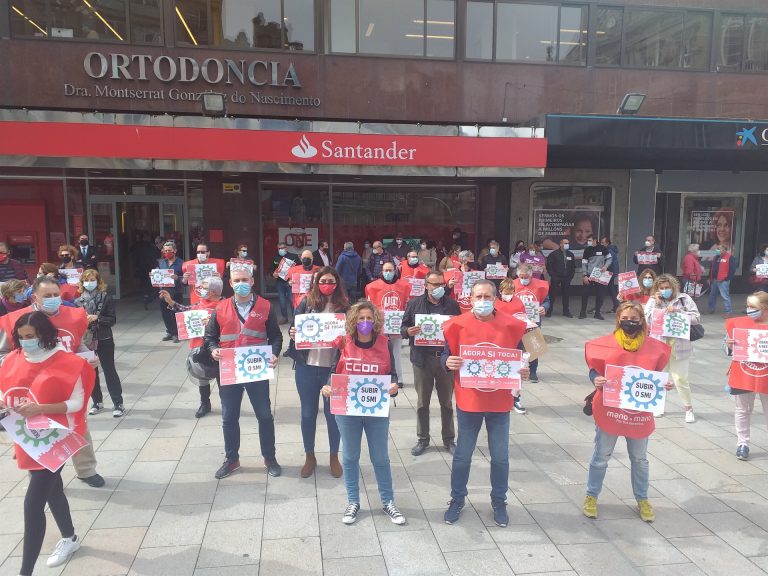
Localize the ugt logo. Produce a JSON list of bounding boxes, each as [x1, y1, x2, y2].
[[736, 127, 758, 147]]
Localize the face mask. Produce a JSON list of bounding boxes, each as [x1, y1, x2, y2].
[[20, 338, 40, 352], [642, 278, 653, 288], [357, 320, 374, 336], [0, 253, 7, 263], [472, 300, 494, 317], [747, 308, 763, 320], [490, 248, 498, 256], [319, 284, 336, 296], [659, 288, 673, 300], [587, 241, 593, 247], [645, 241, 652, 248], [453, 233, 460, 239], [519, 278, 531, 286], [430, 286, 445, 299], [14, 293, 25, 303], [714, 249, 721, 256], [198, 288, 208, 299], [408, 257, 419, 266], [197, 254, 208, 263], [83, 281, 97, 292], [79, 240, 89, 246], [396, 240, 403, 246], [528, 250, 536, 256], [501, 294, 514, 302], [563, 244, 570, 251], [41, 296, 62, 314], [61, 255, 72, 264], [420, 244, 427, 250], [163, 251, 174, 259], [301, 257, 313, 268], [364, 243, 370, 249], [764, 249, 768, 257], [233, 282, 251, 297], [619, 320, 642, 336], [278, 249, 287, 257], [382, 271, 395, 282], [239, 250, 248, 258]]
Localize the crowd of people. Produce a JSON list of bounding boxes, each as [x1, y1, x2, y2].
[[0, 233, 766, 574]]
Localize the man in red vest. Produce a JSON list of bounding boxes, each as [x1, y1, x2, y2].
[[441, 280, 530, 528], [708, 246, 737, 316], [399, 249, 431, 301], [203, 267, 283, 479], [182, 243, 226, 306], [287, 250, 319, 309]]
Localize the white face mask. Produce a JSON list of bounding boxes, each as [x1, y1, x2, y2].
[[501, 294, 514, 302], [197, 253, 208, 263]]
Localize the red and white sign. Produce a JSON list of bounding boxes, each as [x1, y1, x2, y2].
[[461, 271, 486, 296], [58, 268, 83, 285], [0, 411, 88, 472], [407, 277, 426, 297], [756, 264, 768, 279], [218, 345, 275, 385], [604, 364, 669, 414], [294, 313, 346, 349], [150, 269, 175, 287], [459, 345, 522, 390], [589, 269, 613, 285], [414, 314, 450, 346], [330, 374, 391, 417], [175, 309, 211, 340], [275, 257, 295, 281], [291, 272, 314, 294], [618, 272, 641, 297], [229, 258, 254, 274], [279, 228, 318, 252], [733, 328, 768, 363], [485, 264, 508, 280], [636, 252, 659, 265]]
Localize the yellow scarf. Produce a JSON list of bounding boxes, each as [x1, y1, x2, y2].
[[614, 329, 644, 352]]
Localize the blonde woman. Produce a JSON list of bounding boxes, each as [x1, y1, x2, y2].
[[644, 274, 700, 422]]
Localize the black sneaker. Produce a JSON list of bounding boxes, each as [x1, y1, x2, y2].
[[215, 459, 240, 479], [529, 374, 539, 384], [342, 502, 360, 525], [513, 397, 527, 414], [444, 440, 457, 455], [162, 333, 173, 341], [578, 313, 587, 319], [444, 499, 464, 524], [736, 445, 750, 461], [563, 311, 573, 318], [195, 402, 211, 418], [79, 474, 105, 488], [411, 439, 429, 456], [492, 499, 509, 527], [383, 501, 406, 525], [265, 458, 282, 477], [594, 313, 605, 320]]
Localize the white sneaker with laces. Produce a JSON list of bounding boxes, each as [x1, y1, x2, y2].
[[46, 535, 80, 567], [112, 405, 125, 418], [685, 409, 695, 424], [342, 502, 360, 525], [383, 501, 406, 525], [88, 403, 103, 416]]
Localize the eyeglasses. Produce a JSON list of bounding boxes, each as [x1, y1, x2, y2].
[[60, 254, 70, 258]]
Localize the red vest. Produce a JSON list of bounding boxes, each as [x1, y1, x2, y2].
[[0, 349, 95, 470], [189, 298, 221, 349], [494, 298, 526, 317], [725, 316, 768, 394], [713, 253, 732, 282], [398, 262, 430, 280], [513, 278, 549, 305], [2, 305, 88, 353], [215, 296, 271, 349], [585, 334, 671, 438], [183, 258, 226, 305], [365, 280, 411, 312], [335, 335, 391, 377], [443, 312, 526, 412], [626, 293, 651, 305], [60, 284, 79, 302], [288, 264, 319, 308]]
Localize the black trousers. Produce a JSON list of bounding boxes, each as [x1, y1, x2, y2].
[[20, 468, 74, 576], [580, 281, 606, 315], [160, 294, 181, 336], [549, 276, 572, 313], [93, 338, 123, 406], [607, 275, 619, 311]]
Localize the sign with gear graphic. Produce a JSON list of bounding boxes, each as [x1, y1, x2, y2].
[[330, 375, 390, 417], [291, 272, 313, 295], [149, 268, 175, 287], [0, 410, 88, 472], [294, 313, 346, 349], [414, 314, 450, 346], [618, 272, 641, 297], [661, 312, 691, 340], [459, 345, 522, 390], [383, 311, 404, 335], [175, 309, 211, 340], [732, 328, 768, 363], [603, 365, 669, 414], [218, 345, 274, 385]]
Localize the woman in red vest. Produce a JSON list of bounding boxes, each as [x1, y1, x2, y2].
[[620, 269, 656, 306], [724, 291, 768, 461], [321, 301, 404, 526], [0, 312, 95, 575], [583, 302, 672, 522]]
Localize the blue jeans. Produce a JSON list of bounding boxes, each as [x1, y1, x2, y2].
[[586, 427, 649, 501], [335, 415, 393, 505], [295, 363, 340, 453], [451, 408, 510, 502], [277, 281, 293, 318], [708, 279, 731, 313], [218, 379, 276, 462]]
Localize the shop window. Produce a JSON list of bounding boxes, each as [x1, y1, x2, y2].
[[745, 16, 768, 72], [129, 0, 162, 43], [624, 9, 683, 68], [175, 0, 209, 45], [496, 3, 559, 63], [329, 0, 355, 53], [47, 0, 127, 41], [10, 0, 49, 37], [716, 14, 744, 72], [679, 195, 745, 277], [465, 0, 492, 59], [559, 5, 588, 66], [595, 6, 622, 66]]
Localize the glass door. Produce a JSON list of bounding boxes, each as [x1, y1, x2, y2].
[[90, 202, 119, 297]]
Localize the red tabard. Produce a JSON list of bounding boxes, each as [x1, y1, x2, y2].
[[494, 298, 526, 317], [625, 293, 650, 305], [443, 312, 526, 412], [182, 258, 225, 305], [60, 284, 79, 302], [0, 349, 95, 470], [1, 305, 87, 353], [189, 298, 220, 349], [365, 280, 411, 312], [335, 335, 391, 377], [584, 334, 671, 438], [726, 316, 768, 393], [513, 278, 550, 305], [215, 296, 271, 349], [287, 264, 319, 307], [398, 263, 430, 280]]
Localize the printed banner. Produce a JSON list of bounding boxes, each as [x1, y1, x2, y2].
[[604, 365, 668, 414], [618, 272, 641, 297], [58, 268, 83, 285], [330, 374, 391, 417], [275, 258, 295, 281], [229, 258, 254, 274], [662, 312, 691, 340], [533, 208, 603, 259], [218, 345, 275, 385], [732, 328, 768, 363], [291, 272, 314, 294], [589, 268, 613, 285], [757, 264, 768, 279], [150, 268, 175, 287], [294, 313, 346, 349], [485, 264, 508, 280], [0, 410, 88, 472], [383, 311, 404, 335], [461, 271, 486, 296], [407, 277, 425, 297], [414, 314, 450, 346], [635, 252, 659, 266], [458, 345, 522, 390], [193, 263, 218, 285], [175, 309, 211, 340]]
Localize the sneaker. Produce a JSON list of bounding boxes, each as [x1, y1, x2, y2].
[[215, 459, 241, 479], [513, 397, 527, 415], [491, 499, 509, 527], [46, 535, 80, 567], [195, 402, 211, 418], [583, 495, 598, 519], [342, 502, 360, 525], [685, 409, 695, 424], [79, 474, 105, 488], [383, 501, 406, 525], [444, 498, 464, 524], [736, 444, 750, 461], [443, 440, 457, 455], [529, 374, 539, 384], [638, 499, 655, 522], [411, 439, 429, 457], [88, 403, 104, 415], [112, 405, 125, 418], [161, 333, 173, 341]]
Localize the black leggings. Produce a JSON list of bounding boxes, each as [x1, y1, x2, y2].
[[20, 468, 74, 576], [93, 338, 123, 406]]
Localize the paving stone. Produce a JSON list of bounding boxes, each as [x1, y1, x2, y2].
[[318, 511, 381, 559], [128, 545, 200, 576], [443, 549, 515, 576], [262, 497, 318, 539], [323, 556, 389, 576], [259, 537, 322, 575], [197, 519, 262, 568], [693, 511, 768, 557], [669, 535, 768, 576], [596, 518, 689, 566], [136, 436, 189, 461], [61, 526, 147, 576], [525, 502, 608, 545], [491, 524, 572, 574], [143, 504, 210, 547], [557, 542, 638, 576], [379, 529, 449, 575], [161, 473, 218, 506], [209, 483, 266, 521]]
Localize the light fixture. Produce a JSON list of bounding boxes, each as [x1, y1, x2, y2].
[[201, 93, 226, 116], [617, 93, 646, 115], [413, 19, 454, 25], [405, 34, 454, 40]]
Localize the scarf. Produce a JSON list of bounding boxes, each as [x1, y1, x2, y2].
[[614, 329, 644, 352], [0, 296, 24, 313], [77, 289, 102, 314]]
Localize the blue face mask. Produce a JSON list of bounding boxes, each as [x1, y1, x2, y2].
[[20, 338, 40, 352], [472, 300, 494, 317], [408, 258, 419, 266], [642, 278, 653, 288], [83, 281, 97, 292], [198, 288, 208, 299], [746, 308, 762, 320], [278, 249, 287, 257], [563, 244, 570, 251], [233, 282, 251, 297], [714, 249, 721, 256], [41, 296, 61, 314], [519, 277, 531, 286], [659, 288, 673, 300], [14, 293, 25, 303], [430, 286, 445, 300], [382, 271, 395, 282]]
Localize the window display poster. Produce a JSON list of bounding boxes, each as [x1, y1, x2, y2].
[[533, 208, 603, 259], [681, 198, 743, 279]]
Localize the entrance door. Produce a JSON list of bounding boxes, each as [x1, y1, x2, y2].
[[118, 202, 162, 298], [90, 202, 118, 296]]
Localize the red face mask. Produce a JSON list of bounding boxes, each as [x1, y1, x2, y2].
[[318, 284, 336, 296], [162, 251, 174, 259], [0, 253, 7, 263]]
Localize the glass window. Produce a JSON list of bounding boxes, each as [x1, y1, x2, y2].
[[465, 0, 492, 59], [716, 14, 744, 72], [745, 16, 768, 72], [559, 5, 587, 65], [496, 3, 558, 63], [683, 12, 712, 69], [46, 0, 127, 41], [283, 0, 314, 51], [358, 0, 423, 56], [679, 196, 744, 277], [175, 0, 209, 45], [10, 0, 48, 37], [250, 0, 282, 49], [624, 9, 683, 68], [595, 6, 622, 66], [426, 0, 455, 58], [129, 0, 162, 43], [330, 0, 355, 53]]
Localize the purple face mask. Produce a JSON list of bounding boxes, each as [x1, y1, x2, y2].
[[357, 320, 374, 336]]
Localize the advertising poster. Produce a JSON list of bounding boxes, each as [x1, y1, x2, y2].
[[685, 205, 741, 278], [458, 345, 522, 390], [294, 313, 346, 349], [218, 345, 275, 385], [533, 208, 603, 259], [330, 374, 391, 417]]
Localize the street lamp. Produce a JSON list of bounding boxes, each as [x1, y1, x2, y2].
[[201, 93, 226, 117], [617, 93, 646, 115]]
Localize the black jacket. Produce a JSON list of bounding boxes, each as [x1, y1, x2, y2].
[[76, 291, 117, 341], [546, 248, 576, 279], [633, 247, 664, 276], [203, 296, 283, 358], [269, 251, 299, 284], [312, 249, 333, 268], [286, 297, 350, 366], [400, 293, 461, 368], [76, 244, 98, 270]]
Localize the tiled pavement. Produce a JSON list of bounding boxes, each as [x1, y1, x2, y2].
[[1, 296, 767, 576]]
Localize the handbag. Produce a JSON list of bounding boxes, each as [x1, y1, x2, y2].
[[82, 293, 105, 351], [690, 323, 705, 342], [583, 390, 596, 416]]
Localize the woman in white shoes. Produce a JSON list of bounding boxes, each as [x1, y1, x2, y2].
[[322, 301, 406, 526], [0, 312, 95, 575]]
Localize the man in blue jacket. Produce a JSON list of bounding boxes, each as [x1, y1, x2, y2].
[[335, 241, 362, 301]]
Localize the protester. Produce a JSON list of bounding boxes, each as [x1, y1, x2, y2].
[[479, 241, 507, 288], [0, 312, 95, 575], [288, 267, 349, 478], [160, 276, 223, 418], [445, 250, 478, 314], [401, 271, 460, 456], [583, 302, 673, 522], [182, 243, 225, 306], [708, 244, 737, 315], [633, 235, 664, 276], [58, 244, 79, 272], [154, 242, 183, 343], [580, 234, 612, 320], [477, 238, 497, 262], [601, 237, 620, 313], [508, 240, 527, 275], [496, 278, 529, 414], [76, 269, 124, 418], [620, 269, 657, 306], [203, 267, 283, 479], [438, 244, 460, 272], [724, 291, 768, 461], [681, 244, 704, 286], [398, 250, 430, 301], [0, 242, 29, 283], [36, 263, 78, 304], [388, 234, 410, 261], [519, 242, 547, 280], [418, 240, 438, 271], [0, 279, 27, 317], [287, 250, 319, 309], [644, 274, 700, 423], [749, 244, 768, 292], [514, 264, 550, 384], [269, 241, 299, 323], [76, 234, 98, 270], [545, 238, 576, 317], [313, 240, 333, 268], [335, 242, 363, 302], [366, 240, 394, 282], [442, 280, 530, 527], [321, 301, 404, 525]]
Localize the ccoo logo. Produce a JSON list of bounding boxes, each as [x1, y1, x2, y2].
[[291, 134, 318, 159]]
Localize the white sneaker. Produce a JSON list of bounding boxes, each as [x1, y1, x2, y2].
[[46, 535, 80, 567], [685, 409, 695, 424], [88, 403, 103, 416], [342, 502, 360, 525], [383, 501, 407, 525]]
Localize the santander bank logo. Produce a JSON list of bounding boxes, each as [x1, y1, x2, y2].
[[291, 134, 318, 159]]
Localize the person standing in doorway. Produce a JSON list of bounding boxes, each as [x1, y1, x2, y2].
[[313, 240, 333, 268], [335, 242, 363, 302], [580, 235, 612, 320], [601, 236, 620, 313], [545, 239, 576, 317], [633, 235, 663, 276], [76, 234, 98, 270]]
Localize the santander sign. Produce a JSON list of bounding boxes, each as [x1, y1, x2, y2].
[[291, 134, 416, 162]]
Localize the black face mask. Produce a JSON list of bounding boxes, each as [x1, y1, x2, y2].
[[301, 257, 313, 268], [61, 256, 72, 264], [79, 240, 89, 246], [619, 320, 642, 336]]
